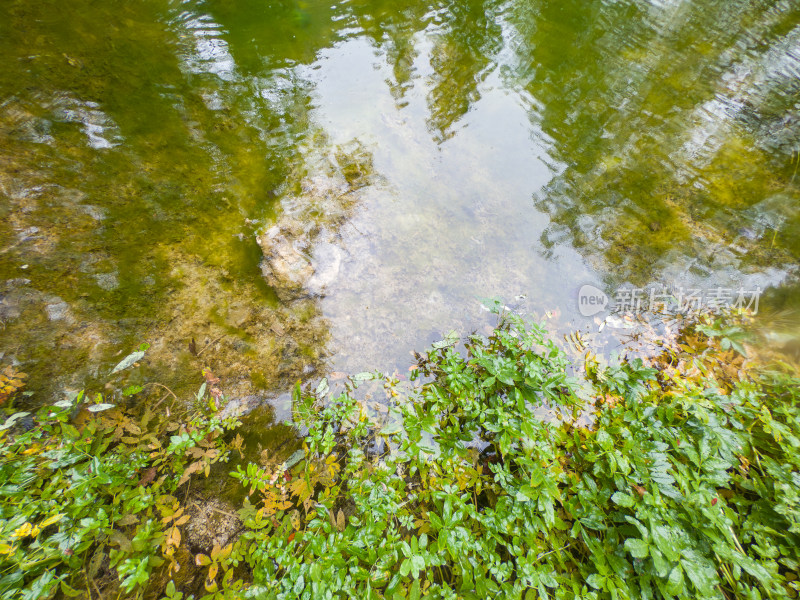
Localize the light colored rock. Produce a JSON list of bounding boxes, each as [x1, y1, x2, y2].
[[94, 272, 119, 291], [307, 242, 343, 294], [45, 301, 69, 321], [258, 227, 314, 301]]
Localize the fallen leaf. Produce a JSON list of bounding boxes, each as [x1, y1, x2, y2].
[[138, 467, 157, 486], [203, 369, 220, 385], [109, 531, 132, 553]]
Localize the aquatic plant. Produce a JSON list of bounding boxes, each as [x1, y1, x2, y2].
[[214, 309, 799, 600], [1, 309, 798, 600], [0, 351, 241, 599]]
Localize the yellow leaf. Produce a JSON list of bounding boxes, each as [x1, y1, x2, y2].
[[290, 510, 302, 530], [209, 544, 220, 560], [11, 523, 32, 538], [167, 526, 181, 548], [117, 514, 139, 527], [218, 543, 232, 561], [0, 543, 15, 555], [123, 422, 142, 436], [40, 513, 64, 528], [195, 553, 211, 566]]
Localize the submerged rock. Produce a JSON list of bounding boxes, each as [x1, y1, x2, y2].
[[257, 142, 374, 303], [258, 226, 314, 301], [45, 300, 70, 321], [218, 394, 264, 420], [307, 242, 343, 294], [94, 272, 119, 291], [185, 498, 241, 552]]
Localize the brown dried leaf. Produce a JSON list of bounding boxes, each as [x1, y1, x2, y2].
[[138, 467, 157, 486], [336, 509, 345, 531], [202, 369, 220, 385]]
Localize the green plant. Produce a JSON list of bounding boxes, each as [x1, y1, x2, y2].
[[0, 349, 239, 599], [3, 310, 798, 600], [212, 309, 800, 599]]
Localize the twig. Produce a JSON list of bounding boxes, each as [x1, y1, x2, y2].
[[192, 501, 239, 520], [197, 335, 225, 357], [83, 568, 92, 599], [0, 240, 21, 255], [144, 382, 178, 402], [151, 391, 172, 412]]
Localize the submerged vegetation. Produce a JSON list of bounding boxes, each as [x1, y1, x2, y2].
[[0, 308, 798, 599]]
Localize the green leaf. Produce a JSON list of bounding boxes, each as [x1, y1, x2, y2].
[[665, 565, 684, 596], [596, 430, 613, 451], [680, 557, 718, 596], [0, 412, 30, 431], [122, 385, 143, 397], [60, 581, 83, 597], [611, 492, 635, 507], [351, 372, 374, 382], [110, 350, 145, 374], [379, 420, 405, 436], [431, 331, 459, 350], [586, 574, 605, 590], [624, 538, 649, 559], [651, 525, 680, 562], [292, 574, 305, 595], [409, 578, 421, 600], [282, 449, 305, 470], [315, 378, 330, 399], [399, 558, 411, 577]]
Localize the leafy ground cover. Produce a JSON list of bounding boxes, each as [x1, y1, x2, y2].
[[0, 309, 798, 599]]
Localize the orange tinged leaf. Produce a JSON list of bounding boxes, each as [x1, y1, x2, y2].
[[195, 553, 211, 566]]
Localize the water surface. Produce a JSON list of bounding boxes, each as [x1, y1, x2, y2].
[[1, 0, 798, 407]]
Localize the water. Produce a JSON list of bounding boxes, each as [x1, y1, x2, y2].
[[1, 0, 798, 407]]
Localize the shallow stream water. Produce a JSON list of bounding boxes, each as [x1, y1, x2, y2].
[[1, 0, 799, 418]]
